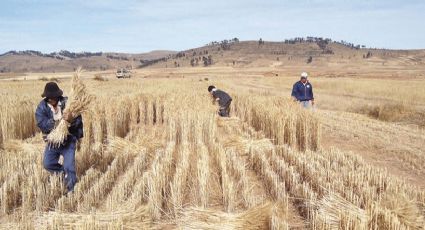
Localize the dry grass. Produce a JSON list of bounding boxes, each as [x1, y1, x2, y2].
[[377, 193, 424, 229], [354, 102, 412, 122], [312, 193, 368, 229], [178, 202, 277, 229], [0, 72, 424, 229], [35, 206, 153, 229]]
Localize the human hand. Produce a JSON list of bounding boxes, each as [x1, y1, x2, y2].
[[63, 112, 73, 122]]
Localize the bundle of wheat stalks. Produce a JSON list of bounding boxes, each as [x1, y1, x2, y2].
[[47, 68, 95, 147]]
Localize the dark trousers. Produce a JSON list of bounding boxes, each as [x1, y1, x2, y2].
[[219, 100, 232, 117], [43, 137, 77, 192]]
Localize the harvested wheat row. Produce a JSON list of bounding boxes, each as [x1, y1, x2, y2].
[[170, 142, 191, 217], [214, 145, 237, 212], [251, 148, 287, 202], [76, 153, 131, 212], [270, 202, 291, 230], [0, 174, 22, 215], [1, 142, 63, 214], [273, 144, 425, 229], [126, 143, 174, 213], [233, 95, 320, 151], [196, 141, 210, 208], [35, 206, 153, 230], [226, 148, 259, 208], [178, 202, 277, 229], [105, 152, 148, 211], [56, 168, 102, 212], [312, 193, 368, 229], [146, 141, 176, 220]]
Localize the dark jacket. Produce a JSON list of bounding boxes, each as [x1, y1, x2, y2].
[[212, 89, 232, 107], [35, 96, 83, 141], [291, 81, 314, 101]]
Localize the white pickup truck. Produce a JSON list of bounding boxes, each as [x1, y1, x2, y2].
[[116, 68, 131, 78]]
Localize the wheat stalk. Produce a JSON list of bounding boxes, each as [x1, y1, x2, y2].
[[47, 68, 95, 147]]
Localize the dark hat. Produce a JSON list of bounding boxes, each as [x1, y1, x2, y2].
[[208, 85, 216, 92], [41, 82, 63, 98]]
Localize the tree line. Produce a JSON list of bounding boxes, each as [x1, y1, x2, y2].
[[0, 50, 103, 60], [283, 37, 365, 50]]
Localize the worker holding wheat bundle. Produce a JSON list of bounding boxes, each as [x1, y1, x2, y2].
[[291, 72, 315, 109], [208, 85, 232, 117], [35, 69, 93, 193]]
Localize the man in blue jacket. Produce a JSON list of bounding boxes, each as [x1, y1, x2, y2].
[[35, 82, 83, 192], [291, 72, 315, 109]]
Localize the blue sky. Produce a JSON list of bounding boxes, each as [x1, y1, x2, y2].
[[1, 0, 424, 53]]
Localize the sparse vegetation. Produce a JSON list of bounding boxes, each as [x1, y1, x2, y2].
[[38, 76, 48, 81], [94, 74, 108, 81], [307, 56, 313, 64]]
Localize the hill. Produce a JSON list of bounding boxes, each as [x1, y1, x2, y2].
[[0, 50, 176, 73], [1, 37, 425, 73], [143, 38, 425, 71]]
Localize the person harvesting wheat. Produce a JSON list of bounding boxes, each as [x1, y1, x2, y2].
[[208, 85, 232, 117], [35, 82, 83, 192], [35, 69, 93, 193]]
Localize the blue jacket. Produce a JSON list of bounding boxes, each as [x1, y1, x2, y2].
[[291, 81, 314, 101], [35, 97, 83, 141]]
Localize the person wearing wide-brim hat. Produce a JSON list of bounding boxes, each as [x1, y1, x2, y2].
[[291, 72, 315, 109], [35, 82, 84, 193]]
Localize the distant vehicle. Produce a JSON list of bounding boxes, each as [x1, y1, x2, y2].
[[116, 68, 131, 78]]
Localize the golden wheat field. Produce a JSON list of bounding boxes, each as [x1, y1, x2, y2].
[[0, 67, 425, 229]]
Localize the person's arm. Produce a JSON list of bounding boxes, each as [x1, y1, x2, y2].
[[70, 115, 84, 139], [211, 92, 220, 104], [35, 103, 55, 133], [310, 84, 315, 105], [291, 83, 298, 101], [211, 95, 216, 104]]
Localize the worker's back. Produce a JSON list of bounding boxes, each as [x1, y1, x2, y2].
[[213, 89, 232, 106]]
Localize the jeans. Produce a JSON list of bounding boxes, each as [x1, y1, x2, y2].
[[300, 100, 312, 109], [43, 136, 77, 192], [219, 100, 232, 117]]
